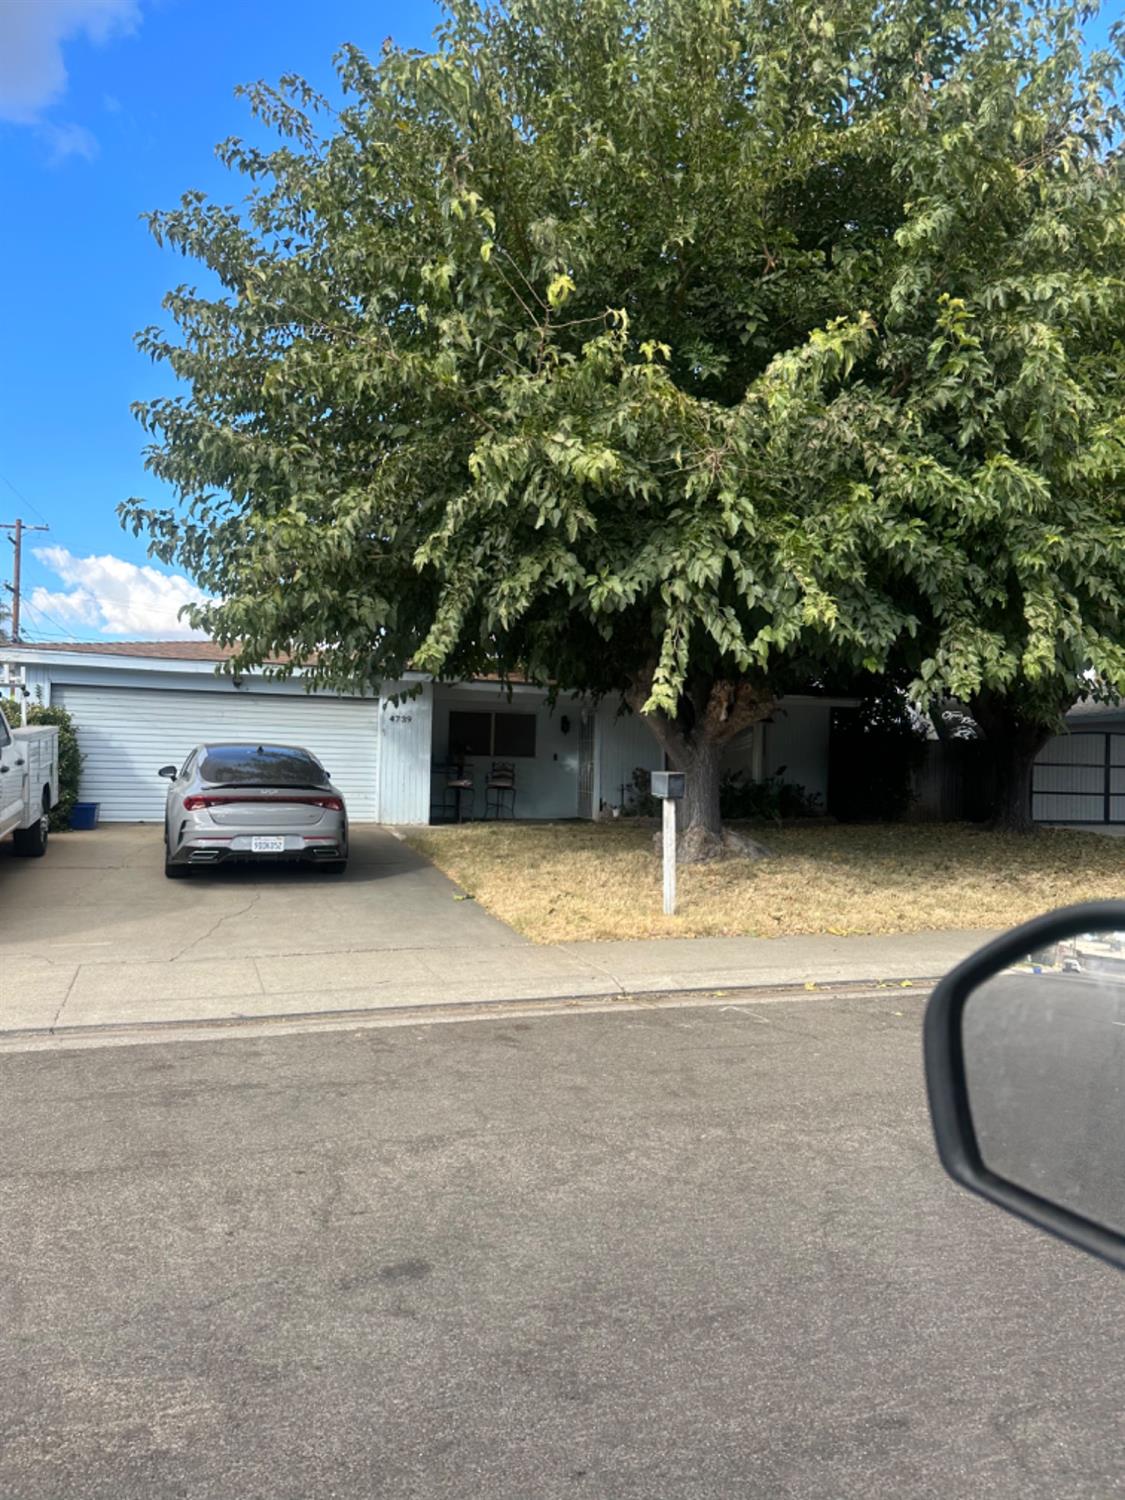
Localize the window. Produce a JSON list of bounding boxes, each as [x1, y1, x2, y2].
[[199, 744, 329, 787], [447, 711, 492, 758], [494, 712, 536, 757], [448, 710, 537, 759]]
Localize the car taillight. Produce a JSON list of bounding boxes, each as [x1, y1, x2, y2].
[[183, 794, 343, 811]]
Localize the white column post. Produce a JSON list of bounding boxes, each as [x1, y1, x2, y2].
[[662, 796, 676, 916]]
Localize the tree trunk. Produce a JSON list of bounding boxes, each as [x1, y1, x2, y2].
[[969, 692, 1056, 834], [680, 736, 723, 842], [987, 734, 1042, 832], [626, 669, 776, 863]]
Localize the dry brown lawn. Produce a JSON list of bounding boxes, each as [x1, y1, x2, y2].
[[402, 820, 1125, 943]]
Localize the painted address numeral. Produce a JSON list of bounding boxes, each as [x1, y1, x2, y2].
[[389, 714, 414, 723]]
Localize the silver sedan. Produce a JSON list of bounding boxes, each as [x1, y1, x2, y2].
[[160, 742, 348, 878]]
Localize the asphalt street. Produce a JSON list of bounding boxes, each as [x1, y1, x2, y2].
[[2, 993, 1123, 1500]]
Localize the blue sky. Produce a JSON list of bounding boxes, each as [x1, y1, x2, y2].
[[0, 1, 1119, 642], [0, 0, 441, 641]]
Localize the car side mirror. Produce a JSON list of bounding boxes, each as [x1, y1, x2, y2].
[[925, 900, 1125, 1271], [158, 765, 178, 779]]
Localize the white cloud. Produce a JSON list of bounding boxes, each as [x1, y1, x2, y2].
[[41, 120, 99, 164], [31, 547, 210, 640], [0, 0, 140, 125]]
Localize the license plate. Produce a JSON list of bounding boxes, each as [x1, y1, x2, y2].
[[251, 836, 285, 853]]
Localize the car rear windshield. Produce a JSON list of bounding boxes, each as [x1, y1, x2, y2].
[[199, 745, 329, 788]]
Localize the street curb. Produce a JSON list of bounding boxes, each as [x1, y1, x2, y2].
[[0, 973, 939, 1046]]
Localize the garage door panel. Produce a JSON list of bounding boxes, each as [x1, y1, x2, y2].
[[1032, 793, 1105, 822], [1037, 733, 1106, 766], [1033, 764, 1103, 796], [54, 685, 379, 822]]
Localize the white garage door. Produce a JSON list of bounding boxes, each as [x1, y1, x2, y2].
[[53, 684, 380, 822]]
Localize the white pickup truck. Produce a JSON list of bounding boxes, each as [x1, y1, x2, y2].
[[0, 703, 59, 857]]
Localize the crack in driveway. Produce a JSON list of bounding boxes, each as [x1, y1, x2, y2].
[[49, 967, 81, 1031], [171, 893, 263, 962]]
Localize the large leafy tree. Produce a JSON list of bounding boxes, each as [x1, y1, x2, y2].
[[125, 0, 1125, 850], [870, 3, 1125, 828]]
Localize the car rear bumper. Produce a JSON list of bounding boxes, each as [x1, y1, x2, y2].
[[169, 832, 347, 867], [169, 802, 348, 867]]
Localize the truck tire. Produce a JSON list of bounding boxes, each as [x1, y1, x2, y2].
[[13, 795, 49, 858]]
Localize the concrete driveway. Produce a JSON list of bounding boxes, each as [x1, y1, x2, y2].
[[0, 824, 569, 1032]]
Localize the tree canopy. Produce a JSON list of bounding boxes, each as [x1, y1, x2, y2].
[[123, 0, 1125, 842]]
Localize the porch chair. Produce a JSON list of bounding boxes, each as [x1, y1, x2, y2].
[[484, 762, 516, 820], [442, 761, 476, 823]]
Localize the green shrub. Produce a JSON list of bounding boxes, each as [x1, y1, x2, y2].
[[620, 765, 660, 817], [720, 769, 823, 822], [2, 698, 84, 831]]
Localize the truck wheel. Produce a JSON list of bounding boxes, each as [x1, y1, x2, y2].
[[13, 797, 49, 858]]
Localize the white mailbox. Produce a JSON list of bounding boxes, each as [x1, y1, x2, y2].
[[651, 771, 685, 800], [652, 771, 687, 916]]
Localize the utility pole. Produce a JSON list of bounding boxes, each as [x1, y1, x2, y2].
[[2, 518, 49, 643]]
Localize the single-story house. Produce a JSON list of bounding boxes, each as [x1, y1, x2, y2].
[[0, 641, 855, 825]]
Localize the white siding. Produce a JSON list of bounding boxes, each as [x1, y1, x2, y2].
[[23, 665, 53, 705], [54, 684, 379, 822], [597, 702, 664, 812], [762, 703, 832, 804], [377, 680, 434, 824], [0, 663, 52, 708], [722, 725, 758, 779], [593, 700, 836, 811]]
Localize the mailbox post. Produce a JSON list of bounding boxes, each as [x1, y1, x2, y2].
[[651, 771, 686, 916]]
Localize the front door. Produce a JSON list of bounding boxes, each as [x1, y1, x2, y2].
[[577, 712, 595, 819]]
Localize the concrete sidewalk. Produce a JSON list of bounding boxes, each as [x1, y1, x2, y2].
[[1, 822, 997, 1037], [4, 926, 992, 1036]]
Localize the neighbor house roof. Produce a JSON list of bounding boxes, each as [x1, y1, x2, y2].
[[2, 640, 295, 664], [0, 639, 527, 684]]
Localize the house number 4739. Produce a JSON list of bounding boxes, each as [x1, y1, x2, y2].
[[389, 714, 414, 723]]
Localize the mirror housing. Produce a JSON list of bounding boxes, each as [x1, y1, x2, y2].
[[157, 765, 178, 779], [925, 900, 1125, 1271]]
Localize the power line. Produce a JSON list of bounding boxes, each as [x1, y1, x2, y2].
[[16, 594, 80, 643], [0, 471, 51, 529]]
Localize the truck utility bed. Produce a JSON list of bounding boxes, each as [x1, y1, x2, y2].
[[12, 725, 60, 804], [1, 709, 61, 855]]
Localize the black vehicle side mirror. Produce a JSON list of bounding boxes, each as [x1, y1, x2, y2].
[[924, 900, 1125, 1271], [158, 765, 178, 779]]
